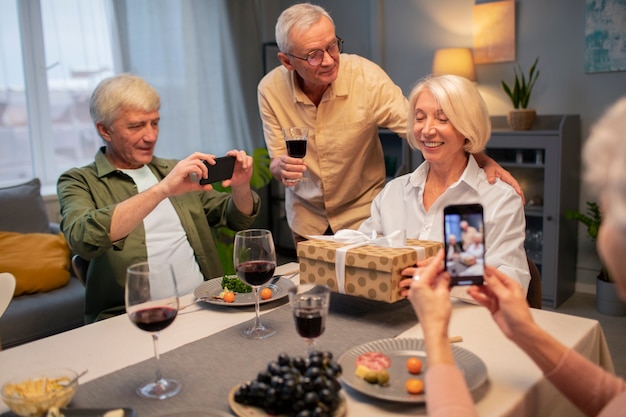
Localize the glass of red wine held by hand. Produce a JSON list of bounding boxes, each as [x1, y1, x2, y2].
[[282, 126, 308, 184], [125, 262, 181, 399], [234, 229, 277, 339], [288, 284, 331, 354]]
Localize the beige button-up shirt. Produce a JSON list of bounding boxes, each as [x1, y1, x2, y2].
[[258, 54, 408, 237]]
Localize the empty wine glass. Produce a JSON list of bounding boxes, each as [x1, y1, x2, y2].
[[125, 262, 181, 399], [288, 284, 331, 354], [283, 126, 308, 183], [234, 229, 277, 339]]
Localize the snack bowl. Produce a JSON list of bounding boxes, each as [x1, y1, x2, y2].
[[1, 368, 78, 417]]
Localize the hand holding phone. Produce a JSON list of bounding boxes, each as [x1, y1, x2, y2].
[[444, 204, 485, 286], [198, 155, 236, 185]]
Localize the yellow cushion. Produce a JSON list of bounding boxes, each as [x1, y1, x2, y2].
[[0, 231, 71, 296]]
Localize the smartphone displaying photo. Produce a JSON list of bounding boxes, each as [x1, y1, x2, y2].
[[443, 203, 485, 286]]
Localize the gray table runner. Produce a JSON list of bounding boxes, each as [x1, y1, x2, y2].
[[68, 294, 420, 416]]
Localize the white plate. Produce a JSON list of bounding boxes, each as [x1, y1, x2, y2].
[[193, 276, 294, 307], [338, 337, 487, 403]]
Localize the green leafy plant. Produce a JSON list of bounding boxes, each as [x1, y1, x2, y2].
[[565, 201, 611, 282], [213, 147, 273, 274], [501, 57, 540, 109]]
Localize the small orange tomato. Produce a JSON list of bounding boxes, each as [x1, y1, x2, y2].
[[406, 357, 423, 374], [405, 378, 424, 394], [260, 287, 273, 300], [223, 291, 236, 303]]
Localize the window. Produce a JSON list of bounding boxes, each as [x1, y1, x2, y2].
[[0, 0, 115, 189], [1, 0, 262, 192]]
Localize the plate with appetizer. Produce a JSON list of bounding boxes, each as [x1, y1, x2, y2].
[[193, 274, 295, 307], [338, 337, 487, 403]]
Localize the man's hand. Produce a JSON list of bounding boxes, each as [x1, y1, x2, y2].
[[157, 152, 218, 197], [270, 155, 307, 186]]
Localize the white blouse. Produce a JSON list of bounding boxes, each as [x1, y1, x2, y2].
[[358, 156, 530, 293]]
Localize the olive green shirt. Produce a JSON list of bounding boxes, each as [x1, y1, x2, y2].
[[57, 147, 260, 322]]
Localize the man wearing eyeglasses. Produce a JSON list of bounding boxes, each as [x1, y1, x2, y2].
[[258, 3, 520, 243]]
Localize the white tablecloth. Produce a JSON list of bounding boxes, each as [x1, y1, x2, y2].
[[0, 263, 614, 416]]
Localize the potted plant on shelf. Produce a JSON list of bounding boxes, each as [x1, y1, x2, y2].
[[566, 201, 626, 316], [502, 57, 540, 130]]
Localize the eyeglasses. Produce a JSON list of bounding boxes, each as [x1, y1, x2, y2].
[[287, 37, 343, 67]]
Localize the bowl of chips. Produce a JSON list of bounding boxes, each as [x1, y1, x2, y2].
[[1, 368, 78, 417]]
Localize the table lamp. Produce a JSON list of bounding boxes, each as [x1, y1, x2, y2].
[[432, 48, 476, 81]]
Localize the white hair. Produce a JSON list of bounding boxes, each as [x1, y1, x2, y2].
[[583, 97, 626, 235]]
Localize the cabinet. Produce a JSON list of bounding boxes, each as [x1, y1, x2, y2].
[[485, 115, 581, 307]]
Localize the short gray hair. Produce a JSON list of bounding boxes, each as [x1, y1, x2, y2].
[[583, 97, 626, 234], [275, 3, 334, 53], [407, 75, 491, 153], [90, 73, 160, 131]]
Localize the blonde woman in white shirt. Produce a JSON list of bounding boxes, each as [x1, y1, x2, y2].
[[358, 74, 530, 292]]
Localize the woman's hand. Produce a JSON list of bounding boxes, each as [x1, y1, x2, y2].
[[407, 249, 456, 366], [398, 253, 438, 297], [468, 265, 535, 341], [406, 250, 451, 331]]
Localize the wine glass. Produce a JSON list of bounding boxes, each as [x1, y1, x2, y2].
[[125, 262, 181, 399], [234, 229, 277, 339], [282, 126, 308, 183], [288, 284, 331, 354]]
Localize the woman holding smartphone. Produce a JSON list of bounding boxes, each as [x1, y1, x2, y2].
[[409, 98, 626, 417]]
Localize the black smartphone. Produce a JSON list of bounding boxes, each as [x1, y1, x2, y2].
[[199, 155, 236, 185], [443, 203, 485, 286]]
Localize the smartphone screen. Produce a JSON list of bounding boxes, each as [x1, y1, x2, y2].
[[444, 203, 485, 286], [199, 156, 236, 185]]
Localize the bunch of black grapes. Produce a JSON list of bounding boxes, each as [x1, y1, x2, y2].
[[234, 351, 343, 417]]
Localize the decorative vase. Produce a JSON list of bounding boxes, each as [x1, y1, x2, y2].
[[596, 276, 626, 316], [507, 109, 536, 130]]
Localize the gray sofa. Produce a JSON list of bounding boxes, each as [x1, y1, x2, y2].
[[0, 179, 85, 349]]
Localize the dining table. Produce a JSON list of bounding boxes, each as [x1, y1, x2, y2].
[[0, 263, 615, 417]]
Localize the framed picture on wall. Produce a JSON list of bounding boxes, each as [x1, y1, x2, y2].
[[472, 0, 516, 64], [585, 0, 626, 73]]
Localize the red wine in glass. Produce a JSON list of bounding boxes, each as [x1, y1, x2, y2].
[[282, 127, 308, 183], [237, 260, 275, 286], [289, 285, 331, 354], [294, 309, 325, 339], [125, 262, 181, 399], [129, 306, 177, 333], [234, 229, 278, 339], [286, 140, 307, 158]]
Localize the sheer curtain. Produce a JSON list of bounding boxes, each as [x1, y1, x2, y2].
[[113, 0, 264, 159]]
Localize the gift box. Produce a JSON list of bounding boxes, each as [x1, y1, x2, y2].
[[297, 238, 443, 303]]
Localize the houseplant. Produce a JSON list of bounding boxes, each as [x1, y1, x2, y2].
[[566, 202, 626, 315], [501, 57, 540, 130]]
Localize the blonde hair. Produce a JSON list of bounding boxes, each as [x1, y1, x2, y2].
[[90, 73, 160, 132], [407, 75, 491, 153]]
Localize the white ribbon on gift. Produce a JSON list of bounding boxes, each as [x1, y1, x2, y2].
[[306, 230, 426, 294]]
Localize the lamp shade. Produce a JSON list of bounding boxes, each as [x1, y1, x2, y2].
[[432, 48, 476, 81]]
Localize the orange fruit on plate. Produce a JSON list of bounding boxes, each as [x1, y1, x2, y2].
[[260, 287, 273, 300], [406, 357, 423, 374], [223, 291, 236, 303], [405, 378, 424, 394]]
